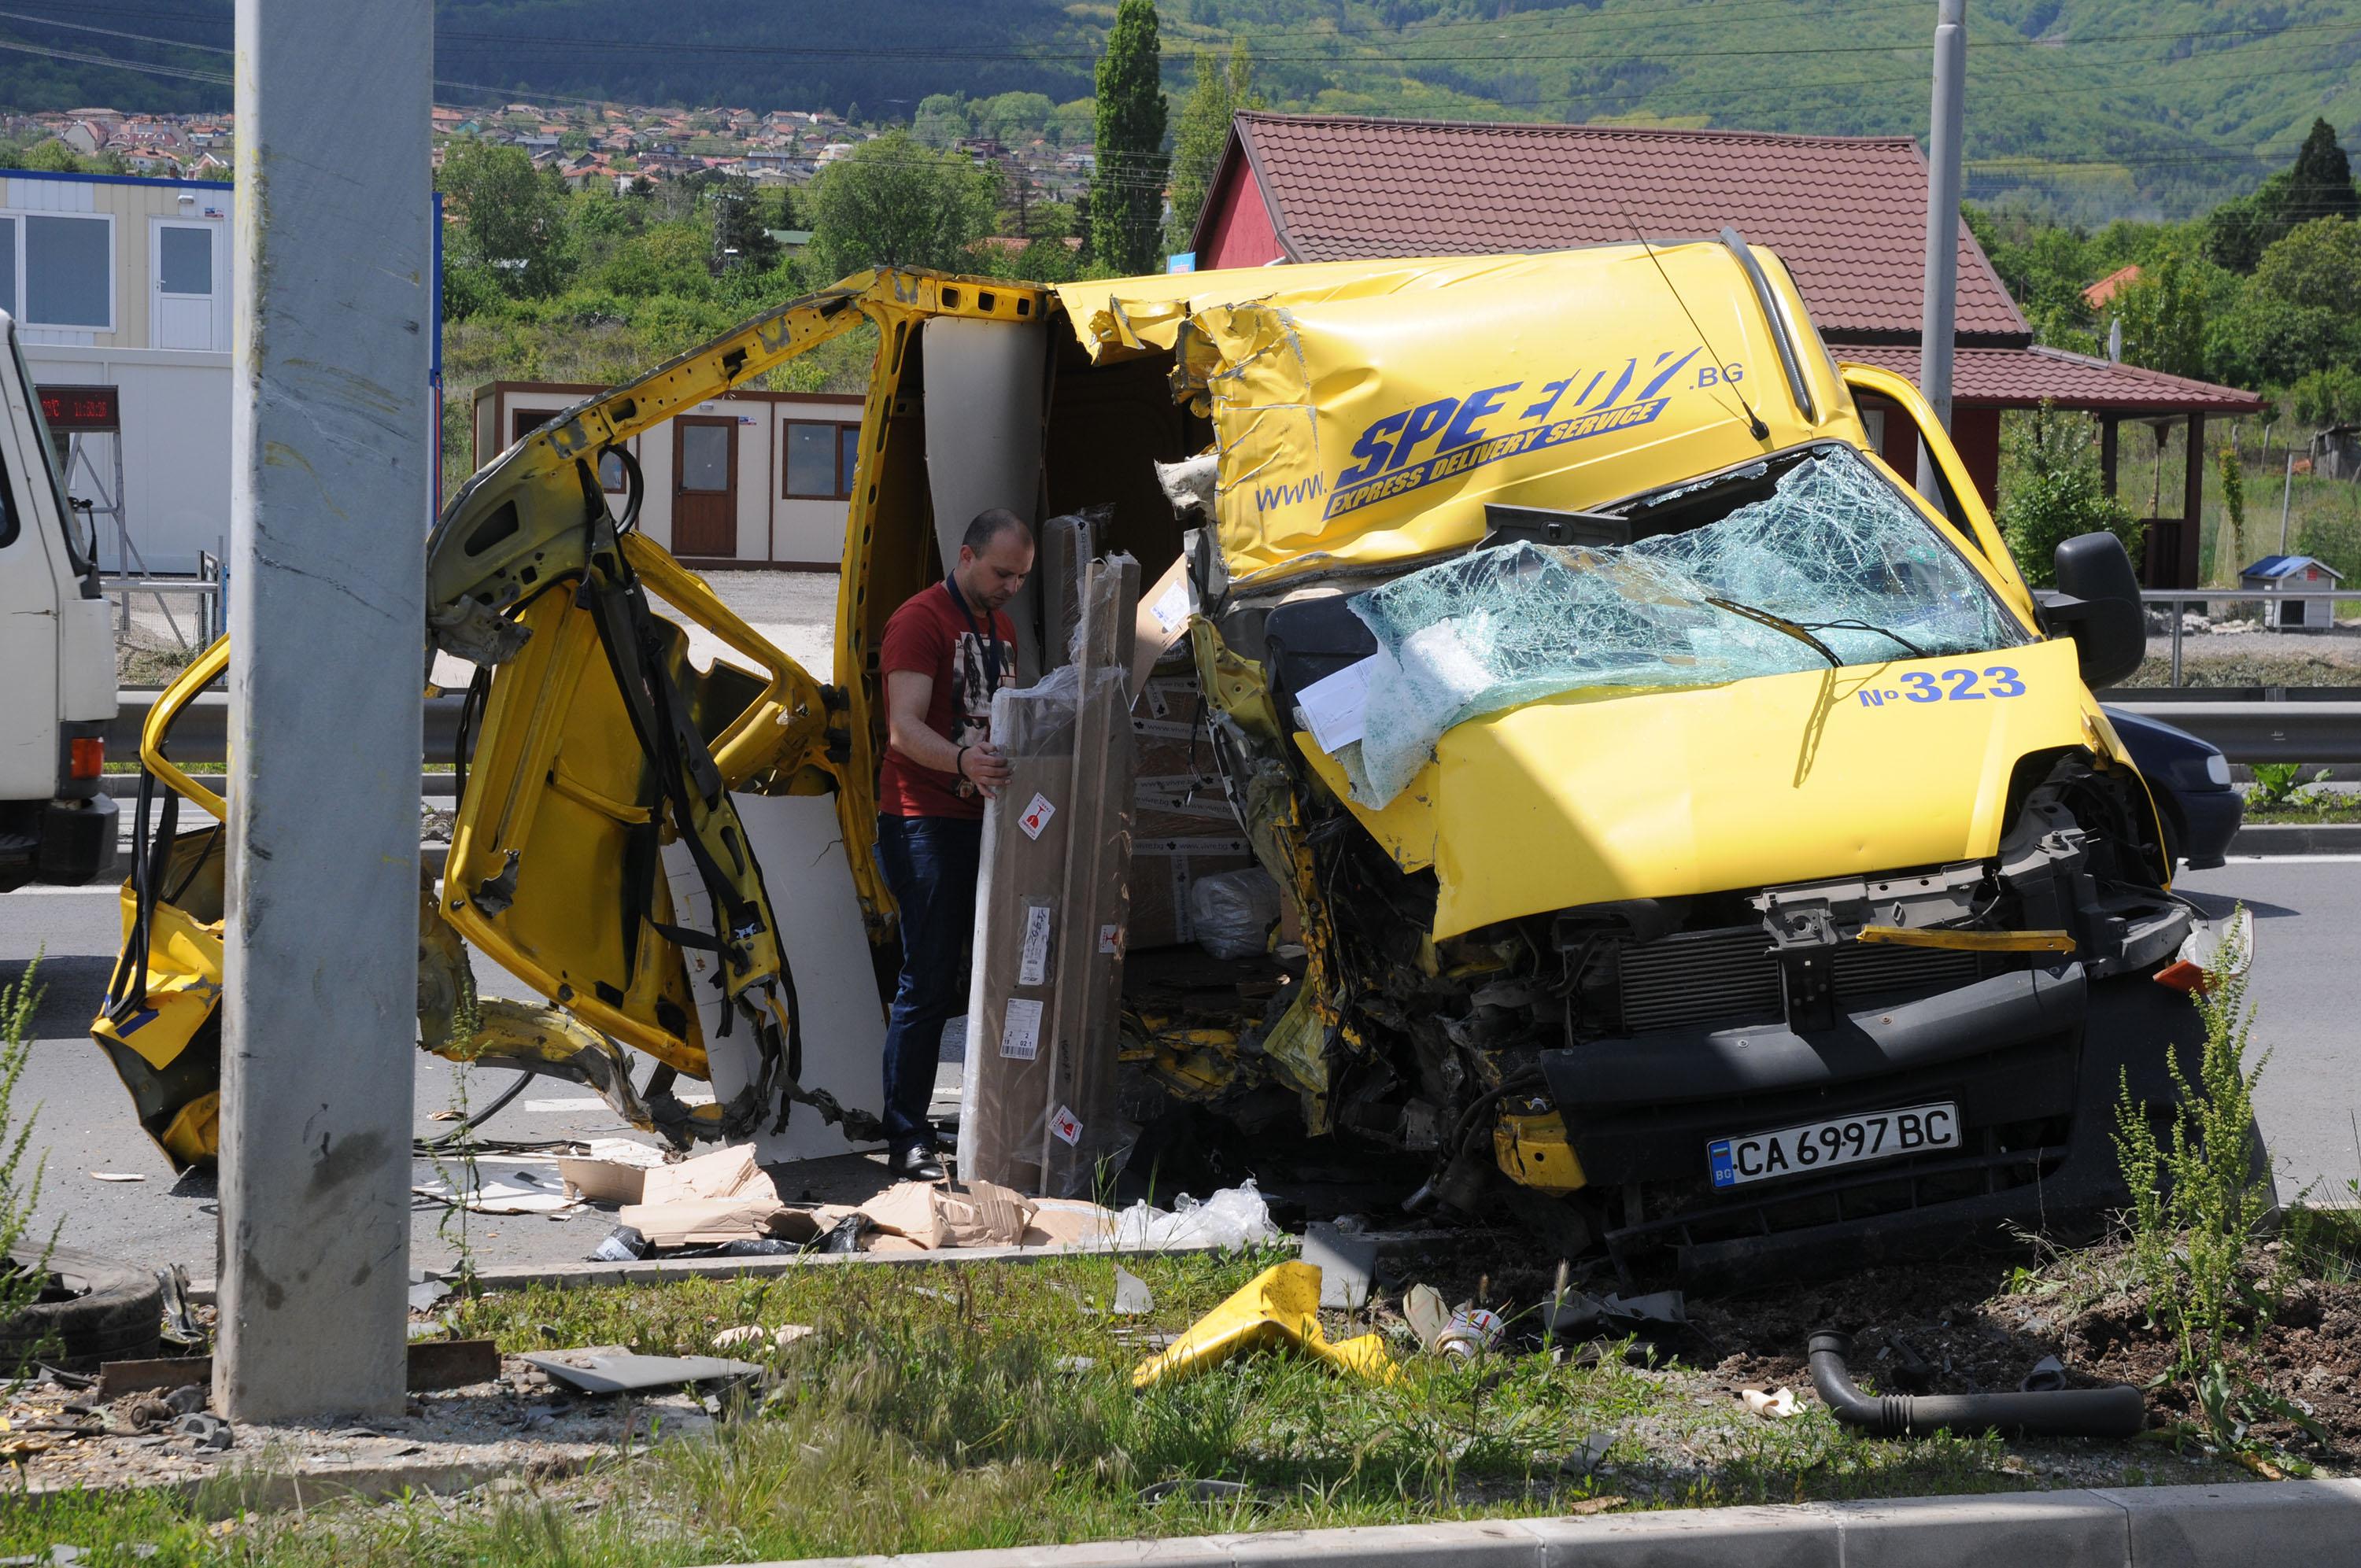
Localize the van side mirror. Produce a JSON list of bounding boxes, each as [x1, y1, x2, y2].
[[2040, 532, 2145, 689]]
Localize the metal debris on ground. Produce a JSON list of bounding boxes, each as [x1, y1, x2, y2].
[[1301, 1223, 1376, 1310], [416, 1167, 576, 1216], [1435, 1306, 1505, 1360], [172, 1413, 231, 1451], [1140, 1478, 1251, 1504], [519, 1347, 763, 1396], [1132, 1262, 1396, 1389]]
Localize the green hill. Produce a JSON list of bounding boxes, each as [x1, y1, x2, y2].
[[7, 0, 2361, 219]]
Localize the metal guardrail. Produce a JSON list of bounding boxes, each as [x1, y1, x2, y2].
[[104, 687, 2361, 773], [2108, 700, 2361, 764], [2141, 587, 2361, 688], [108, 689, 464, 763]]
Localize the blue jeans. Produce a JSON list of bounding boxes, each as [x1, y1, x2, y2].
[[872, 814, 982, 1157]]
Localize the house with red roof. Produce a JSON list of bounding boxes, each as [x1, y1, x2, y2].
[[1188, 113, 2261, 587]]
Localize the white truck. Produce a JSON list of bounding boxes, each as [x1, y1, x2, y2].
[[0, 312, 117, 891]]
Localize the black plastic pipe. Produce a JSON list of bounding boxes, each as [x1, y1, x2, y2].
[[1806, 1330, 2146, 1439]]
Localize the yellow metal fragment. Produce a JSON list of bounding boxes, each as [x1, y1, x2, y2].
[[1131, 1262, 1398, 1389], [1856, 926, 2075, 954]]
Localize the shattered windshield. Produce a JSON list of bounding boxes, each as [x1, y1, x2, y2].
[[1336, 446, 2029, 806]]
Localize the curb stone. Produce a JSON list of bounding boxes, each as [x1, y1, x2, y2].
[[185, 1235, 1288, 1304], [708, 1481, 2361, 1568], [2227, 821, 2361, 854]]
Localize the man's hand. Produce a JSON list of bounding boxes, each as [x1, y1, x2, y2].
[[963, 742, 1012, 798]]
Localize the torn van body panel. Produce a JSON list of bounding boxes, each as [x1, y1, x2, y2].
[[95, 245, 2232, 1282]]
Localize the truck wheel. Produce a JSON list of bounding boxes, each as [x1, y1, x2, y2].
[[0, 1245, 163, 1371]]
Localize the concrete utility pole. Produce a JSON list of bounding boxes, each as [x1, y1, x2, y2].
[[215, 0, 431, 1422], [1918, 0, 1967, 499]]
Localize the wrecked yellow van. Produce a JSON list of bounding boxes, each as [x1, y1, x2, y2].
[[102, 238, 2230, 1278]]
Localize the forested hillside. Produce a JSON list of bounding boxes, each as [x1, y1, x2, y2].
[[8, 0, 2361, 219]]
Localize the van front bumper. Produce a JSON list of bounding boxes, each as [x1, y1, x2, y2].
[[1543, 967, 2205, 1286]]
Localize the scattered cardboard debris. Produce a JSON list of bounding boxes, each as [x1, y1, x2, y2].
[[640, 1145, 772, 1207], [859, 1179, 1035, 1249], [616, 1197, 801, 1250]]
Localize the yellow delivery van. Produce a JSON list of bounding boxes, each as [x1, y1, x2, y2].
[[101, 238, 2238, 1279]]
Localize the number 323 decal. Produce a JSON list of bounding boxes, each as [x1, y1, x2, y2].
[[1856, 666, 2026, 707]]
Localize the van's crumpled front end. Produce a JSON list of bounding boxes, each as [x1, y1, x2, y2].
[[1072, 242, 2230, 1278]]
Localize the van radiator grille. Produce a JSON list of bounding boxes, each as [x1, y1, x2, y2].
[[1616, 927, 1982, 1034]]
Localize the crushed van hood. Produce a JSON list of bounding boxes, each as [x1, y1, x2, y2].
[[1062, 244, 1854, 588], [1304, 636, 2104, 939]]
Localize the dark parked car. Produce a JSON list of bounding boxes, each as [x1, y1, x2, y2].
[[2104, 706, 2243, 870]]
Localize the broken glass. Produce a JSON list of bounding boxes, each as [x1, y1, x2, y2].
[[1340, 448, 2028, 806]]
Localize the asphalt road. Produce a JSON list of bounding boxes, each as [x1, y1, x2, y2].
[[0, 856, 2352, 1285]]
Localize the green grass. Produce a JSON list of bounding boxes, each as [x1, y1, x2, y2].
[[0, 1251, 2254, 1564]]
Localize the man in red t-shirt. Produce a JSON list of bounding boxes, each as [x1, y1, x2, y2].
[[872, 507, 1033, 1179]]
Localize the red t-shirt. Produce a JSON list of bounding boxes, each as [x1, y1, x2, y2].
[[878, 580, 1018, 820]]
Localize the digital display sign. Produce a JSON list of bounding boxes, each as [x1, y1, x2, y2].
[[38, 385, 119, 433]]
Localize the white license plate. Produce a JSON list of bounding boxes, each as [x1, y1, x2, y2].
[[1708, 1102, 1960, 1189]]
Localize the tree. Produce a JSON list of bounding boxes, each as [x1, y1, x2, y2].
[[2285, 117, 2359, 229], [809, 130, 998, 279], [2218, 447, 2247, 574], [2252, 215, 2361, 312], [913, 93, 970, 149], [2204, 124, 2359, 272], [709, 177, 780, 272], [438, 138, 572, 297], [1998, 402, 2141, 586], [1090, 0, 1167, 275], [2289, 364, 2361, 426], [2111, 251, 2208, 378], [1168, 43, 1262, 249]]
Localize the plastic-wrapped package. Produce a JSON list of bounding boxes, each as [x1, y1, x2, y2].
[[1344, 448, 2028, 806], [1107, 1179, 1284, 1252], [1188, 868, 1282, 960], [959, 554, 1140, 1197]]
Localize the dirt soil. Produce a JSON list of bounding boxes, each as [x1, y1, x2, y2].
[[1356, 1228, 2359, 1470], [1688, 1245, 2361, 1465]]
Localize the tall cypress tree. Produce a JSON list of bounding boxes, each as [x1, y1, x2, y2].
[[1091, 0, 1167, 275], [2288, 117, 2359, 227]]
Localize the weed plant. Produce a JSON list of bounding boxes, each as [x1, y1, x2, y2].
[[0, 954, 57, 1374], [2112, 915, 2319, 1456]]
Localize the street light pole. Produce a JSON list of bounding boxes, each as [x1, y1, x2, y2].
[[1918, 0, 1967, 499], [214, 0, 432, 1422]]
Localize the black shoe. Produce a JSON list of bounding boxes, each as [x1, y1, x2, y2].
[[894, 1146, 946, 1182]]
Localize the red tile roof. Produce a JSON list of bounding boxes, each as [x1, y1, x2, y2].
[[1837, 345, 2263, 415], [1214, 113, 2027, 342], [2082, 264, 2141, 308]]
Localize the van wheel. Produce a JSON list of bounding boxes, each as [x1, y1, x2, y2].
[[0, 1245, 164, 1371]]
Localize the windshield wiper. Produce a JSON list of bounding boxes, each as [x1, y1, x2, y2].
[[1798, 618, 1931, 660], [1705, 596, 1839, 667]]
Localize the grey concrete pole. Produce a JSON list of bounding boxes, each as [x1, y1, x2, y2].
[[1917, 0, 1966, 499], [214, 0, 430, 1422]]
